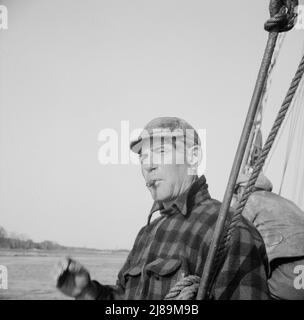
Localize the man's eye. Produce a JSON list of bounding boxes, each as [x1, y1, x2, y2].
[[152, 149, 165, 154], [139, 155, 147, 163]]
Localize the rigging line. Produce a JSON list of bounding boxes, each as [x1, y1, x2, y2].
[[197, 31, 280, 300], [278, 77, 304, 194], [283, 99, 303, 198], [292, 87, 304, 201], [278, 72, 304, 194], [263, 36, 304, 174], [297, 153, 304, 210], [278, 116, 299, 196], [292, 43, 304, 203], [293, 120, 304, 204], [197, 0, 299, 300], [236, 50, 304, 226], [260, 33, 286, 111], [208, 48, 304, 302], [264, 75, 304, 173], [264, 94, 295, 172], [296, 118, 304, 206], [243, 34, 286, 173], [292, 42, 304, 202], [259, 33, 286, 122]]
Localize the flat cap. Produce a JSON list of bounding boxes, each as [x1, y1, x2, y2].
[[130, 117, 200, 154]]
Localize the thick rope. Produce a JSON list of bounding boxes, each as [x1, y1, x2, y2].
[[164, 275, 201, 300], [193, 53, 304, 300], [196, 32, 279, 301], [235, 53, 304, 218], [243, 33, 286, 174], [214, 53, 304, 278], [202, 54, 304, 302], [196, 0, 299, 300], [163, 0, 300, 301], [164, 61, 304, 303], [200, 53, 304, 298]]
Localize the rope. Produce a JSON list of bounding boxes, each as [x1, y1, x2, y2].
[[278, 44, 304, 195], [195, 0, 300, 300], [164, 54, 304, 305], [164, 275, 201, 300], [196, 30, 279, 301], [208, 52, 304, 300], [210, 55, 304, 277], [200, 55, 304, 296], [278, 77, 304, 194], [235, 53, 304, 218], [263, 51, 304, 173], [292, 86, 304, 205], [264, 99, 294, 172]]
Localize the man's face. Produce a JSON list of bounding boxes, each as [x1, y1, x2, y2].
[[139, 137, 191, 202]]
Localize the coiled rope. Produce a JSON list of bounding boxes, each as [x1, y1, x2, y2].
[[164, 275, 201, 300]]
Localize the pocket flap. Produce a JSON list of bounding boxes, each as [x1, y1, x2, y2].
[[124, 265, 142, 276], [145, 258, 181, 276]]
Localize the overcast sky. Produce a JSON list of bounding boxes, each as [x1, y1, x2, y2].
[[0, 0, 303, 249]]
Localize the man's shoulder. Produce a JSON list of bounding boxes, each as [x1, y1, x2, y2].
[[192, 198, 264, 246], [190, 198, 231, 227], [142, 214, 164, 230], [236, 214, 266, 247]]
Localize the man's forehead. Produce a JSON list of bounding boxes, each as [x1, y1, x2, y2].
[[140, 136, 184, 153]]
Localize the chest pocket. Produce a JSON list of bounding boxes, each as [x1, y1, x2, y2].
[[145, 258, 182, 299], [122, 265, 143, 299], [124, 259, 182, 279], [145, 258, 182, 278], [122, 258, 183, 299], [123, 265, 142, 279]]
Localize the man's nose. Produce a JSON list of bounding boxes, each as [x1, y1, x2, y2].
[[142, 160, 158, 173], [146, 164, 158, 173]]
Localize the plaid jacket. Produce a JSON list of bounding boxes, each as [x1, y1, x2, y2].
[[94, 175, 270, 300]]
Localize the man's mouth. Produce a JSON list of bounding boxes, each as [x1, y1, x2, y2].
[[146, 179, 163, 188]]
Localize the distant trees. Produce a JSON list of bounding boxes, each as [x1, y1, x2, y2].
[[0, 225, 8, 238], [0, 225, 65, 250]]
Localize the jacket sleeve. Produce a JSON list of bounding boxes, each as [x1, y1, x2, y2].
[[211, 218, 270, 300], [89, 261, 130, 300]]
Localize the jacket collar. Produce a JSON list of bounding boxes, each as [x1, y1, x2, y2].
[[147, 175, 211, 225]]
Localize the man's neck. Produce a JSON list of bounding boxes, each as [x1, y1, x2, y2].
[[163, 175, 198, 210]]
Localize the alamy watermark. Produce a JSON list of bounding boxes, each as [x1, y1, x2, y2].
[[97, 121, 207, 175], [294, 265, 304, 290], [0, 5, 8, 30], [0, 265, 8, 290]]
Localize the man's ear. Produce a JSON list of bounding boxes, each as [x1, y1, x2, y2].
[[186, 145, 202, 167]]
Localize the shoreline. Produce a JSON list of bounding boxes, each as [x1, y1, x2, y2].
[[0, 248, 130, 257]]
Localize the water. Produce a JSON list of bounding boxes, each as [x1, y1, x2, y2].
[[0, 249, 128, 300]]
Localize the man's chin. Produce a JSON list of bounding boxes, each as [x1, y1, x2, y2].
[[150, 192, 171, 203], [148, 184, 171, 202]]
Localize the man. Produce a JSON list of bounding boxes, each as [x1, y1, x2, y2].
[[232, 172, 304, 300], [55, 117, 269, 299]]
